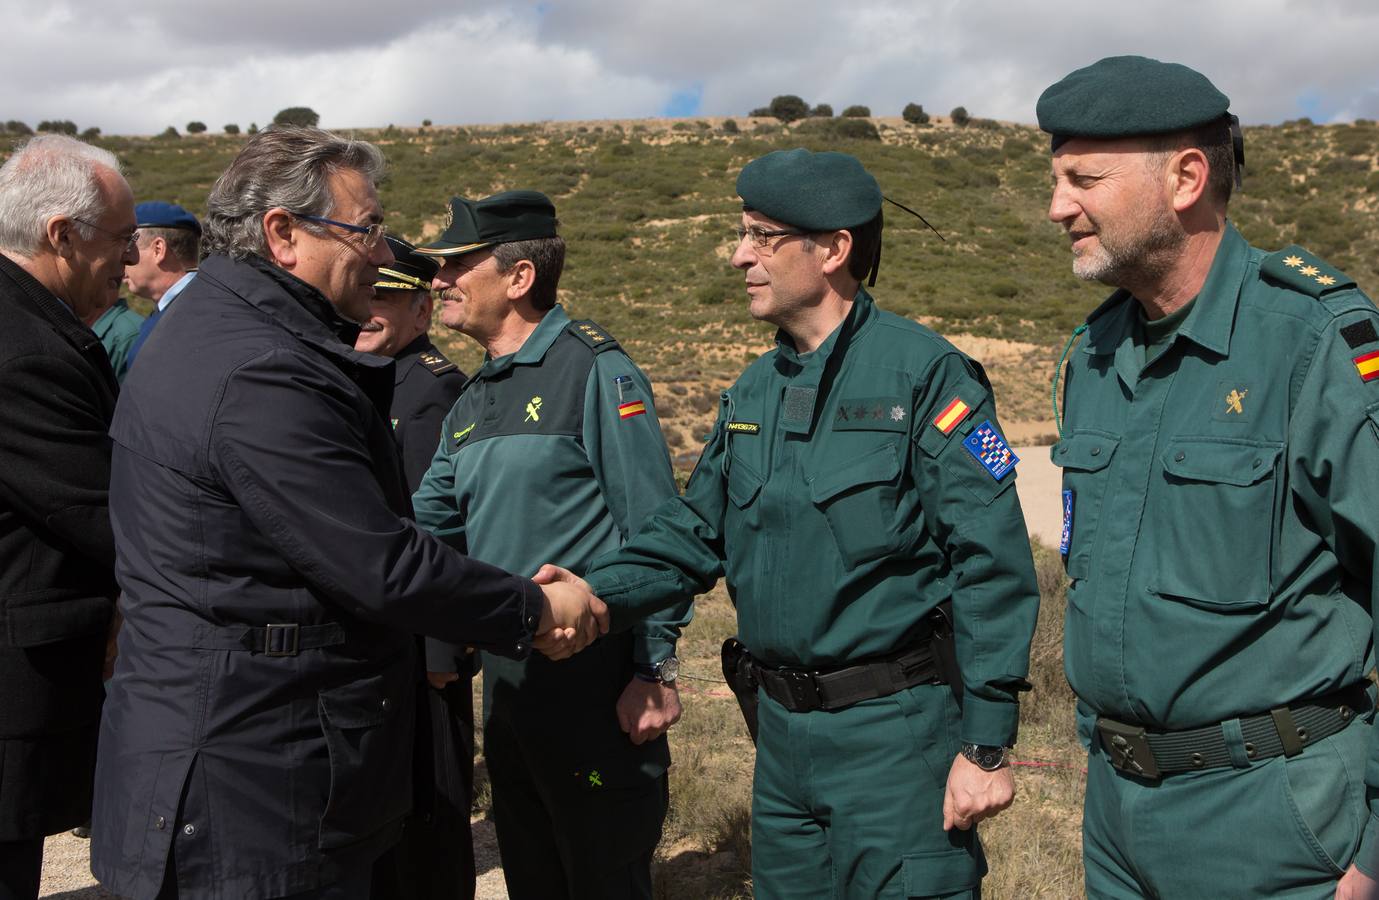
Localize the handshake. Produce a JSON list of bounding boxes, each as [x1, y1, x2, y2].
[[532, 564, 609, 660]]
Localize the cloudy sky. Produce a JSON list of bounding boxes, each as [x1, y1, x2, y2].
[[5, 0, 1376, 135]]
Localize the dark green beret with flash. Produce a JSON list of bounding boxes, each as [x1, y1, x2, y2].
[[418, 190, 557, 257], [736, 149, 882, 230], [1037, 55, 1230, 148]]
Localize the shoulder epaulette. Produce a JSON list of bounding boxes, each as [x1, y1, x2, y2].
[[566, 319, 622, 353], [1261, 245, 1356, 298], [417, 349, 458, 376]]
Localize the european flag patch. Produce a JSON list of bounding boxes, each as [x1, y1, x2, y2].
[[962, 420, 1019, 481]]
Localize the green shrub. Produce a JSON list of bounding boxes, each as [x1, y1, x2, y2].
[[159, 125, 180, 139], [950, 106, 970, 127], [248, 122, 259, 134], [720, 119, 740, 134], [223, 123, 241, 135], [4, 120, 33, 135], [767, 95, 809, 123], [186, 121, 207, 134], [80, 127, 101, 140], [37, 120, 78, 135], [748, 107, 771, 118], [841, 105, 871, 118], [273, 106, 320, 127], [810, 103, 833, 118], [796, 117, 880, 141], [902, 103, 930, 125]]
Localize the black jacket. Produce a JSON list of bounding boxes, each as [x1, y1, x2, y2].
[[389, 334, 465, 490], [0, 253, 117, 840], [91, 254, 541, 899]]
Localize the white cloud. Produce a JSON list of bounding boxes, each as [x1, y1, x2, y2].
[[1, 0, 1375, 134]]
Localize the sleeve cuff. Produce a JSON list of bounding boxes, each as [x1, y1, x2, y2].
[[958, 694, 1021, 748], [1356, 814, 1379, 879], [632, 635, 677, 666]]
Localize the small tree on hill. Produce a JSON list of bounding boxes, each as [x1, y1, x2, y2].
[[4, 120, 33, 135], [767, 95, 809, 123], [223, 123, 241, 135], [38, 120, 78, 135], [160, 125, 180, 139], [810, 103, 833, 118], [748, 107, 771, 118], [186, 121, 207, 134], [902, 103, 930, 125], [721, 118, 740, 134], [841, 105, 871, 118], [247, 122, 259, 134], [950, 106, 971, 127], [273, 106, 320, 128], [80, 127, 101, 140]]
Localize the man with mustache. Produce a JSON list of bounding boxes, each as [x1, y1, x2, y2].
[[1041, 56, 1379, 898]]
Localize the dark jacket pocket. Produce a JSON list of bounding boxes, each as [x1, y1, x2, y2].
[[1151, 437, 1282, 608], [902, 843, 986, 897], [808, 441, 902, 570], [316, 672, 412, 849], [1050, 432, 1119, 581]]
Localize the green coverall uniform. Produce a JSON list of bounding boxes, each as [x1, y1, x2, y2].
[[1055, 223, 1379, 897], [92, 297, 144, 382], [585, 288, 1040, 899], [412, 305, 690, 899]]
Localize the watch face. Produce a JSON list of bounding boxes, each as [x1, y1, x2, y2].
[[657, 657, 680, 682]]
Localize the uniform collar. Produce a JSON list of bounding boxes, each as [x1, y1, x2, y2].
[[157, 270, 197, 311], [0, 251, 105, 353], [92, 297, 132, 337], [392, 333, 435, 385], [773, 287, 876, 368], [1082, 223, 1247, 386], [772, 287, 876, 435], [478, 304, 569, 377]]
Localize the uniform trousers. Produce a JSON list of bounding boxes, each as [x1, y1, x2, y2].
[[0, 837, 42, 900], [752, 683, 984, 899], [483, 710, 668, 900], [1083, 707, 1374, 898]]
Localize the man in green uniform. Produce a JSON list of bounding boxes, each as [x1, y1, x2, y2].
[[542, 150, 1041, 899], [87, 293, 143, 381], [411, 191, 690, 899], [1040, 56, 1379, 898]]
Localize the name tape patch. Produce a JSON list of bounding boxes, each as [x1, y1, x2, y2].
[[962, 420, 1019, 481], [726, 421, 761, 434]]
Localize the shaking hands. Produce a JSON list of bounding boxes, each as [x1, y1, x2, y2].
[[531, 564, 610, 660]]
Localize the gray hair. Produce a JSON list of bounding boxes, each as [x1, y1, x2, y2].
[[202, 125, 386, 260], [0, 135, 123, 256]]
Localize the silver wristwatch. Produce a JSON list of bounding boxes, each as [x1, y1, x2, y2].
[[960, 743, 1009, 771]]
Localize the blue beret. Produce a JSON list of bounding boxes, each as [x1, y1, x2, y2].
[[1037, 56, 1230, 147], [736, 149, 881, 231], [135, 201, 200, 232]]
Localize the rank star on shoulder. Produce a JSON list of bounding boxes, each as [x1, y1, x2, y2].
[[1282, 255, 1304, 268], [890, 405, 906, 422]]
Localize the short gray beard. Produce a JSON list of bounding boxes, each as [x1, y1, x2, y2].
[[1073, 204, 1186, 288]]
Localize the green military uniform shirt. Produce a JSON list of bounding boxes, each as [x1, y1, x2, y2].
[[1054, 223, 1379, 856], [92, 298, 145, 382], [411, 305, 690, 777], [585, 289, 1040, 747]]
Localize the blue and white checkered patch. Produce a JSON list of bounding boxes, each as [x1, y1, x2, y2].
[[1060, 489, 1074, 556], [962, 420, 1019, 481]]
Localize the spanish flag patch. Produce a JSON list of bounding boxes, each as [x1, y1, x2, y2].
[[932, 396, 971, 435], [1354, 350, 1379, 383], [618, 400, 647, 419]]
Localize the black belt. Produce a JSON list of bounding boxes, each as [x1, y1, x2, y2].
[[190, 622, 347, 657], [754, 644, 943, 713], [1095, 682, 1372, 780]]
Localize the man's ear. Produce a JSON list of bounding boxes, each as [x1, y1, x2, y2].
[[1168, 147, 1210, 214], [149, 236, 170, 267], [262, 208, 298, 267], [45, 216, 75, 258], [504, 259, 537, 302], [820, 228, 854, 277]]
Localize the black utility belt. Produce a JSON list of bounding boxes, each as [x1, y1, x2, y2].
[[753, 644, 944, 713], [1095, 682, 1372, 780]]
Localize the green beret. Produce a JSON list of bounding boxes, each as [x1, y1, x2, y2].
[[1037, 55, 1230, 147], [736, 149, 881, 230], [375, 236, 438, 291], [417, 190, 557, 257]]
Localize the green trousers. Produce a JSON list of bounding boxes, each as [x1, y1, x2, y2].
[[752, 683, 985, 899], [1083, 709, 1373, 898]]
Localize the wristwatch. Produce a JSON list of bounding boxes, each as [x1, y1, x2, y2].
[[633, 656, 680, 684], [960, 743, 1010, 771]]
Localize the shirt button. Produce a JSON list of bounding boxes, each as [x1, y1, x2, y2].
[[156, 816, 166, 831], [515, 642, 526, 653], [183, 824, 196, 836], [1058, 445, 1067, 455], [488, 397, 496, 405], [1174, 452, 1186, 462], [1090, 447, 1101, 456], [380, 698, 391, 712], [1252, 458, 1262, 468]]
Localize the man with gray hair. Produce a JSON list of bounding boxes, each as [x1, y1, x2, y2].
[[91, 126, 606, 899], [0, 134, 132, 898]]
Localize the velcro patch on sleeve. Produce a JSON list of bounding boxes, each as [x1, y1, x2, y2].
[[962, 420, 1019, 481], [932, 396, 971, 435], [1341, 320, 1379, 350]]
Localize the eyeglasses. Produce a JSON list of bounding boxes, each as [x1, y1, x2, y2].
[[72, 217, 138, 251], [732, 225, 811, 256], [291, 213, 388, 250]]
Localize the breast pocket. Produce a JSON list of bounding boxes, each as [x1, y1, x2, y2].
[[1150, 437, 1282, 609], [1050, 431, 1120, 581], [808, 440, 902, 570]]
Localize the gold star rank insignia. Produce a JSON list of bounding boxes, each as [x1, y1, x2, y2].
[[1316, 275, 1337, 286], [1283, 255, 1304, 268], [1300, 265, 1320, 277]]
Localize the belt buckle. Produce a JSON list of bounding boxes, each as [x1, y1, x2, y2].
[[782, 670, 823, 712], [1096, 719, 1162, 779], [264, 623, 300, 657]]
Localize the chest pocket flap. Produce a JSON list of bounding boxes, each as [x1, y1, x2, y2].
[[809, 441, 901, 503], [1052, 432, 1119, 472], [808, 441, 903, 569], [726, 456, 764, 509], [1161, 438, 1281, 486]]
